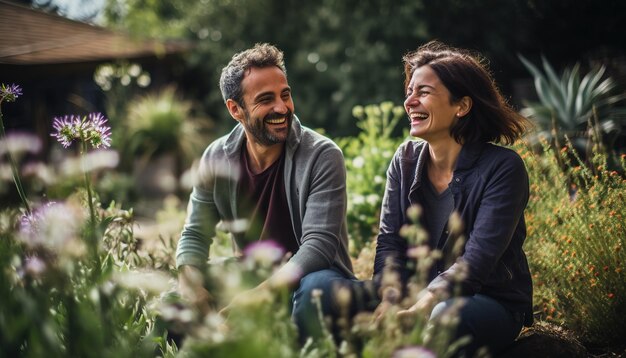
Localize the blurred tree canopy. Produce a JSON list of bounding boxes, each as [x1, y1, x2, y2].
[[100, 0, 626, 136]]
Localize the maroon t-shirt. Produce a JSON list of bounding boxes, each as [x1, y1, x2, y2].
[[237, 145, 299, 256]]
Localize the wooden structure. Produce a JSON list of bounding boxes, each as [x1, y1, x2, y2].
[[0, 0, 189, 137]]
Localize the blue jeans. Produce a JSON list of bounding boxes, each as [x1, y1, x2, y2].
[[292, 268, 378, 343], [430, 294, 524, 356]]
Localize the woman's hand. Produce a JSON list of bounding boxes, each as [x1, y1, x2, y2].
[[397, 290, 437, 319], [373, 286, 401, 323]]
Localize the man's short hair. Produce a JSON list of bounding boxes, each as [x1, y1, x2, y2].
[[219, 43, 287, 106]]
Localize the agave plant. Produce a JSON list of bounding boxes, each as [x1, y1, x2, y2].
[[519, 55, 626, 154]]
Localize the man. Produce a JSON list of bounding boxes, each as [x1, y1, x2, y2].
[[175, 43, 358, 340]]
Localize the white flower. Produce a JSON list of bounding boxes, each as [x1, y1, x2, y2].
[[179, 163, 198, 191], [22, 162, 57, 185], [352, 156, 365, 169], [0, 132, 41, 157], [393, 346, 436, 358], [352, 194, 365, 205], [366, 194, 379, 206], [128, 64, 142, 77], [19, 201, 86, 257], [114, 270, 173, 294], [220, 218, 249, 233], [60, 150, 119, 176]]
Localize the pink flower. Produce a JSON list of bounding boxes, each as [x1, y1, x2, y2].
[[243, 240, 285, 266]]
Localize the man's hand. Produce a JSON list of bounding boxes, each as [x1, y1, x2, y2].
[[218, 285, 273, 316], [178, 265, 213, 315], [218, 261, 302, 317]]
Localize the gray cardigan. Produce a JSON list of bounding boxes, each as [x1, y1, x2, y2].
[[176, 116, 354, 279]]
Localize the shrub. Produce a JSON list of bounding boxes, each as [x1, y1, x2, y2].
[[121, 86, 211, 171], [336, 102, 407, 253], [521, 140, 626, 345]]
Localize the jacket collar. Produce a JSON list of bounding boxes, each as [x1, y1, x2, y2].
[[410, 141, 430, 193], [222, 115, 303, 158], [409, 140, 487, 196], [454, 141, 486, 171]]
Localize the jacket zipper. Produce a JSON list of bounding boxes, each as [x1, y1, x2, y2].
[[503, 262, 513, 280]]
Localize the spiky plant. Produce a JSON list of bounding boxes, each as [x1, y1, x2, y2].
[[519, 55, 626, 155]]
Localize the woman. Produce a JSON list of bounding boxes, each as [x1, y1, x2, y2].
[[373, 41, 533, 355]]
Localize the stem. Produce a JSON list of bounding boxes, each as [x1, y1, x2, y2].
[[81, 141, 97, 226], [80, 140, 101, 274], [0, 110, 31, 214]]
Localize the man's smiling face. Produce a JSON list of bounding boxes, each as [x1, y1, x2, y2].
[[237, 66, 294, 147]]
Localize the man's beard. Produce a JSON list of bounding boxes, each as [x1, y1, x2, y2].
[[242, 109, 293, 146]]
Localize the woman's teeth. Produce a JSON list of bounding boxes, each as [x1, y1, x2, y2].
[[410, 113, 428, 119]]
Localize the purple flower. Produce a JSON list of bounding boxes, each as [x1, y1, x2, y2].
[[86, 112, 112, 148], [51, 115, 81, 148], [51, 113, 112, 149], [0, 83, 22, 103]]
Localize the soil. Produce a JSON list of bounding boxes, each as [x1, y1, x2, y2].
[[499, 322, 626, 358]]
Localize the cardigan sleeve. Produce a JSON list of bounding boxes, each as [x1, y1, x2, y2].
[[287, 145, 348, 276], [374, 148, 411, 291], [175, 146, 222, 269]]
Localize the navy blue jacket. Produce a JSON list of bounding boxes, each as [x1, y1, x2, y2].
[[374, 140, 533, 325]]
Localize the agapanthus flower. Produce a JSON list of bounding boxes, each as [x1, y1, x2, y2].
[[51, 112, 111, 149], [0, 83, 22, 103]]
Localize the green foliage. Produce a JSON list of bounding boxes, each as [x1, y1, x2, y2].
[[0, 204, 160, 357], [102, 0, 429, 136], [519, 55, 626, 154], [178, 277, 299, 357], [336, 102, 407, 253], [103, 0, 189, 40], [521, 141, 626, 345], [93, 61, 152, 123], [122, 86, 210, 168]]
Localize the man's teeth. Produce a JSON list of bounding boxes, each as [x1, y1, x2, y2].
[[266, 117, 286, 124]]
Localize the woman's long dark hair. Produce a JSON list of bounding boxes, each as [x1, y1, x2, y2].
[[403, 41, 529, 145]]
